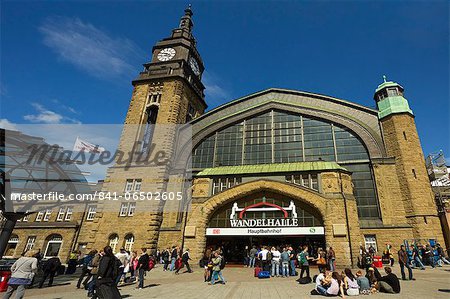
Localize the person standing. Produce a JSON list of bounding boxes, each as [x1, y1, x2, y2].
[[175, 248, 193, 274], [3, 250, 37, 299], [38, 256, 61, 288], [114, 248, 129, 285], [66, 251, 79, 275], [249, 245, 258, 268], [288, 246, 296, 276], [327, 247, 336, 271], [280, 247, 290, 278], [87, 250, 102, 298], [96, 246, 121, 298], [398, 245, 414, 280], [258, 246, 269, 271], [209, 251, 226, 285], [298, 245, 311, 280], [270, 247, 281, 277], [169, 246, 178, 271], [136, 248, 149, 289], [161, 248, 170, 271]]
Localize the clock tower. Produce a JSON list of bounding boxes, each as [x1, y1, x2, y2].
[[84, 6, 207, 254]]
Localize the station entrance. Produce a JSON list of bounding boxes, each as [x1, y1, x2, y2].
[[206, 235, 325, 264], [205, 192, 325, 264]]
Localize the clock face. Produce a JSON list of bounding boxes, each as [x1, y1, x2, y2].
[[157, 48, 176, 61], [189, 57, 201, 76]]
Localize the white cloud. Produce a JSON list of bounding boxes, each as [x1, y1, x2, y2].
[[39, 17, 144, 79], [24, 103, 80, 124], [0, 119, 18, 130], [202, 71, 231, 107]]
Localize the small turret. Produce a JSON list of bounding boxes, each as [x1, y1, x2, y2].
[[374, 75, 413, 119]]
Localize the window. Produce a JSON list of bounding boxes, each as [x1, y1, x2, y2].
[[65, 207, 73, 221], [212, 177, 242, 195], [119, 202, 136, 217], [141, 106, 158, 153], [412, 169, 417, 179], [44, 234, 63, 258], [124, 179, 142, 192], [125, 180, 134, 192], [43, 210, 52, 221], [186, 104, 196, 122], [35, 211, 44, 222], [147, 93, 161, 104], [109, 234, 119, 253], [387, 88, 399, 97], [86, 206, 97, 220], [119, 203, 128, 216], [56, 208, 65, 221], [124, 234, 135, 251], [285, 174, 319, 191], [403, 131, 407, 140], [192, 109, 379, 219], [25, 236, 36, 251], [3, 235, 19, 257], [22, 212, 29, 222], [364, 235, 377, 252]]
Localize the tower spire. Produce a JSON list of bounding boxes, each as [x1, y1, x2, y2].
[[179, 4, 194, 34]]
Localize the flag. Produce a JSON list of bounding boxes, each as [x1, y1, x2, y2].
[[73, 137, 105, 154]]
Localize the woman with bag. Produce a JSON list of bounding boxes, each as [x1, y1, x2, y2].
[[3, 250, 38, 299], [315, 248, 327, 273], [96, 246, 121, 299]]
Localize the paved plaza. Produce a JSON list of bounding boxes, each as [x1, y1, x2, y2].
[[18, 264, 450, 299]]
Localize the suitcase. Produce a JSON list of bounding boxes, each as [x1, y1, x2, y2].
[[258, 271, 271, 279], [254, 266, 262, 277]]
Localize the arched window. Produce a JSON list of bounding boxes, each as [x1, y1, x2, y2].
[[124, 234, 135, 252], [109, 234, 119, 253], [44, 234, 63, 258], [193, 109, 379, 219], [141, 105, 159, 153], [3, 234, 19, 257]]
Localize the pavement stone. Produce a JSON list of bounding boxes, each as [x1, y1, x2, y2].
[[19, 264, 450, 299]]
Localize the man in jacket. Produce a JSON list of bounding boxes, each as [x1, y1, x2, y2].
[[137, 248, 149, 289], [77, 250, 97, 289], [87, 250, 102, 298], [169, 246, 178, 271], [38, 256, 61, 288], [378, 267, 400, 294], [175, 248, 193, 274], [209, 251, 226, 285], [398, 245, 414, 280]]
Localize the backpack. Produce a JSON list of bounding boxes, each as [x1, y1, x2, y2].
[[298, 252, 307, 265], [266, 251, 272, 261], [258, 271, 270, 279], [219, 256, 226, 270]]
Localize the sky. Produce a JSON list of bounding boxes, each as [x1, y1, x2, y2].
[[1, 0, 449, 160]]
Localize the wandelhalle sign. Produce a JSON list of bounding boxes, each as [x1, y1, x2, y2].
[[206, 201, 324, 236]]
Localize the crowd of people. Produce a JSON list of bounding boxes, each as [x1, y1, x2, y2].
[[3, 241, 449, 298]]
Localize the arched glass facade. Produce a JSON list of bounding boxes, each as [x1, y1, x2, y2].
[[193, 110, 380, 219]]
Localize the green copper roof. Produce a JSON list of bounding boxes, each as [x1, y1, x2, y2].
[[377, 96, 413, 119], [196, 161, 347, 177], [375, 76, 404, 93]]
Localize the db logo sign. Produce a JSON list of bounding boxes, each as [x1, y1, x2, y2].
[[309, 228, 316, 233], [213, 229, 221, 234]]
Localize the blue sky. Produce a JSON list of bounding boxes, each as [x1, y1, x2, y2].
[[1, 0, 449, 158]]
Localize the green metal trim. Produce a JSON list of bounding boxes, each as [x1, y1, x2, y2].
[[375, 81, 404, 93], [377, 96, 413, 119], [196, 161, 347, 177]]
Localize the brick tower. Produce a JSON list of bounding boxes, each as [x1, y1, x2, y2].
[[85, 6, 207, 253], [374, 76, 443, 243]]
